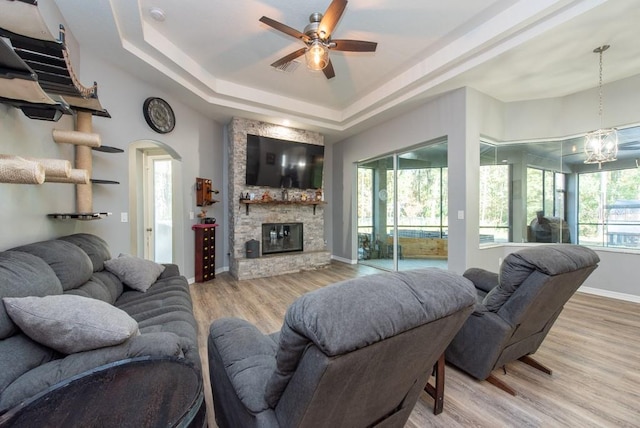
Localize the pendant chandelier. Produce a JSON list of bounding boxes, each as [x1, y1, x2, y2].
[[584, 45, 618, 168]]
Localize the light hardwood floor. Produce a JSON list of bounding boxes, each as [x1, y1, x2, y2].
[[190, 262, 640, 428]]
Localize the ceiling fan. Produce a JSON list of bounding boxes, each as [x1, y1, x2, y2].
[[259, 0, 377, 79]]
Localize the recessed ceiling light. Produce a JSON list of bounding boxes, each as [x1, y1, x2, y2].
[[149, 7, 166, 22]]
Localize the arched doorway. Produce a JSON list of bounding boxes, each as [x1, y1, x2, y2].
[[128, 140, 185, 269]]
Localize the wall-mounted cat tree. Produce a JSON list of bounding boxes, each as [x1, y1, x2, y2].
[[0, 0, 120, 220]]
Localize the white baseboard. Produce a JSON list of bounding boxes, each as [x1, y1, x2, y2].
[[216, 266, 230, 275], [331, 255, 357, 265], [579, 286, 640, 303]]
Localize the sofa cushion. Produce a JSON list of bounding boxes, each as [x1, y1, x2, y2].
[[3, 295, 139, 354], [0, 334, 59, 392], [64, 271, 124, 305], [58, 233, 111, 272], [0, 252, 63, 339], [104, 254, 166, 292], [10, 240, 93, 291]]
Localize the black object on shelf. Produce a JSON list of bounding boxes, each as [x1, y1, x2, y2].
[[47, 212, 112, 220], [92, 146, 124, 153], [90, 179, 120, 184]]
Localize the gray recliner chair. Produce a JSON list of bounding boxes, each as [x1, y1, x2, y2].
[[445, 244, 599, 395], [208, 268, 476, 428]]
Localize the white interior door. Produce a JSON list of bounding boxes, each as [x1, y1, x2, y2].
[[144, 153, 173, 263]]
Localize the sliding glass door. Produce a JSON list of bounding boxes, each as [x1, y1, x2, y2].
[[357, 139, 448, 271], [357, 154, 397, 270]]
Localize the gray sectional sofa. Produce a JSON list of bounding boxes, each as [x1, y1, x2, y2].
[[0, 233, 204, 427]]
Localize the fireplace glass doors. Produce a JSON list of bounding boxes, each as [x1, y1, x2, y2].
[[262, 223, 303, 255]]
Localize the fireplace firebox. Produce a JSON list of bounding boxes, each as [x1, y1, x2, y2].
[[262, 223, 303, 255]]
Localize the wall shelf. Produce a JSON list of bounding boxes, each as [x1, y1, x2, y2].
[[239, 199, 326, 215], [47, 212, 111, 220], [92, 146, 124, 153], [90, 179, 119, 184]]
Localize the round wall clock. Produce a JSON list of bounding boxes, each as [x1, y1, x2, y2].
[[143, 97, 175, 134]]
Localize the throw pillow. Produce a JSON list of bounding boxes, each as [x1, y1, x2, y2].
[[2, 295, 139, 354], [104, 254, 165, 292]]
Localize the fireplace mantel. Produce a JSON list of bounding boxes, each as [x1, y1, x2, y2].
[[239, 199, 326, 215]]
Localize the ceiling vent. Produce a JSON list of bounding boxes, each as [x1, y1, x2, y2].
[[274, 60, 300, 73]]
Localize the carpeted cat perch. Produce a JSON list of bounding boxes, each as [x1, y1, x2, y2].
[[0, 156, 45, 184]]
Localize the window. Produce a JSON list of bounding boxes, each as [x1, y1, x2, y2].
[[480, 140, 570, 245], [479, 164, 509, 243], [527, 168, 564, 221], [480, 126, 640, 249], [578, 168, 640, 248]]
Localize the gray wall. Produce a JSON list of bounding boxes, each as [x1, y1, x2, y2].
[[332, 89, 469, 273], [0, 15, 224, 279]]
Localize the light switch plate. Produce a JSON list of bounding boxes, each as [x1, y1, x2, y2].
[[121, 212, 128, 223]]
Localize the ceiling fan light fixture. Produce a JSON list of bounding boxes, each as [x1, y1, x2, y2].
[[306, 40, 329, 71]]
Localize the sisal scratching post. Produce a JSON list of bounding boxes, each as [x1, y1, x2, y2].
[[75, 111, 93, 213], [52, 129, 101, 147], [45, 168, 89, 184], [24, 157, 72, 179], [0, 156, 45, 184]]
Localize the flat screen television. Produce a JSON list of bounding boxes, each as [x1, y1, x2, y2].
[[246, 134, 324, 189]]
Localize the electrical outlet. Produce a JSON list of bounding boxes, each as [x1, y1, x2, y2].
[[121, 212, 128, 223], [189, 212, 195, 220], [457, 210, 464, 220]]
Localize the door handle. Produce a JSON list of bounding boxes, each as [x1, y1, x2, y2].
[[146, 228, 153, 232]]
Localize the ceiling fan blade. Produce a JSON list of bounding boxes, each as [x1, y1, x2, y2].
[[323, 59, 335, 79], [270, 47, 307, 68], [318, 0, 347, 39], [331, 39, 377, 52], [259, 16, 310, 42]]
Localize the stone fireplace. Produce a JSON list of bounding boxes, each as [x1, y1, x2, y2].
[[227, 118, 331, 280]]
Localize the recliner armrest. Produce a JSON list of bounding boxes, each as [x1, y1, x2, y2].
[[463, 268, 499, 293], [208, 318, 278, 413]]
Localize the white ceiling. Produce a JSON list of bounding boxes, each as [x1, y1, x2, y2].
[[52, 0, 640, 143]]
